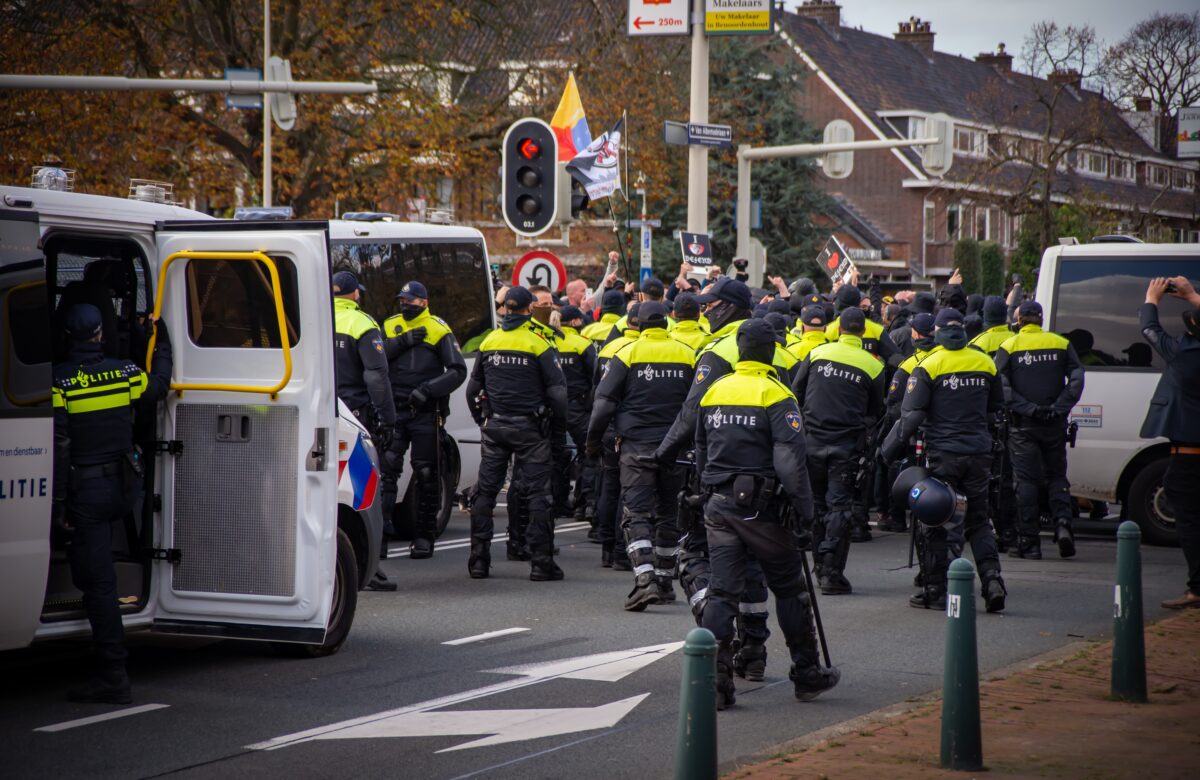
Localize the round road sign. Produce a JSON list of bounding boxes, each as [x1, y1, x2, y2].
[[511, 249, 566, 292]]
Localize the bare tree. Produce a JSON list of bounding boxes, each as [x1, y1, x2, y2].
[[1103, 12, 1200, 117]]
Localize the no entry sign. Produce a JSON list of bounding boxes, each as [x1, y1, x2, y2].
[[511, 249, 567, 292]]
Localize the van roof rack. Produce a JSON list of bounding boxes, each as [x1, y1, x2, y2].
[[342, 212, 399, 222], [234, 206, 294, 221]]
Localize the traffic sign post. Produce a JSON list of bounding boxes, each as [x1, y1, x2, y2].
[[627, 0, 690, 36], [512, 249, 567, 292]]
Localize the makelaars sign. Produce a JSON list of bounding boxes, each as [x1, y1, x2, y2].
[[704, 0, 773, 35], [1178, 106, 1200, 160], [679, 231, 714, 266], [815, 235, 856, 286]]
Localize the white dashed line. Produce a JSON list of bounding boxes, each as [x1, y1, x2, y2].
[[442, 627, 531, 646], [34, 703, 170, 733]]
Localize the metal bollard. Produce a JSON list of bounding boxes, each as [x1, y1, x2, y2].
[[674, 627, 717, 780], [1111, 520, 1147, 703], [940, 557, 983, 771]]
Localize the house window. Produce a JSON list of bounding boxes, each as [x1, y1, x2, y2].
[[954, 127, 986, 157], [907, 116, 926, 140], [1110, 158, 1134, 182], [946, 203, 962, 240], [924, 201, 937, 242], [975, 207, 990, 241], [1020, 138, 1045, 165], [1147, 164, 1170, 187], [1173, 169, 1195, 190], [508, 68, 549, 108], [1078, 151, 1107, 177]]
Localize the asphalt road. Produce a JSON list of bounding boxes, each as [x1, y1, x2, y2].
[[1, 510, 1184, 779]]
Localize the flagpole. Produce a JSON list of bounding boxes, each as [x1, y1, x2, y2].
[[623, 108, 633, 284]]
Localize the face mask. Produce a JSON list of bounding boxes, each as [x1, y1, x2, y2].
[[914, 335, 936, 351], [935, 325, 969, 350], [739, 344, 775, 365], [707, 301, 743, 332], [531, 305, 552, 324], [501, 312, 532, 330], [400, 303, 425, 321]]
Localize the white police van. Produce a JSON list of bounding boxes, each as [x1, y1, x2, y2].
[[327, 216, 496, 541], [1035, 239, 1199, 544], [0, 183, 383, 657]]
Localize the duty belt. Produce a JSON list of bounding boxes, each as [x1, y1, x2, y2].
[[70, 460, 124, 483]]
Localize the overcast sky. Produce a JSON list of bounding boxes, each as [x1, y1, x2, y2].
[[833, 0, 1198, 63]]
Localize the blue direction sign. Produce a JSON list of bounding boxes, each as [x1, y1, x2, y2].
[[686, 122, 733, 149]]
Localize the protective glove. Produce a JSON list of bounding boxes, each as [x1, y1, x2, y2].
[[1034, 406, 1058, 423], [51, 499, 73, 537], [879, 431, 904, 464], [394, 327, 427, 350], [373, 423, 394, 452], [153, 316, 171, 348], [585, 439, 602, 460], [651, 446, 675, 466], [409, 385, 430, 410]]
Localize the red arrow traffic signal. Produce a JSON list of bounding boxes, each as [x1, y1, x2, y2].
[[519, 138, 541, 160]]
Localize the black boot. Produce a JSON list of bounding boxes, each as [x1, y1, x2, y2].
[[468, 540, 490, 579], [655, 575, 677, 603], [1009, 535, 1042, 560], [982, 576, 1007, 613], [790, 664, 840, 701], [623, 573, 661, 611], [506, 539, 531, 561], [909, 585, 946, 609], [733, 643, 767, 682], [716, 647, 736, 710], [409, 537, 433, 559], [530, 554, 564, 581], [601, 548, 614, 568], [367, 570, 397, 591], [68, 666, 131, 705], [1054, 521, 1076, 559]]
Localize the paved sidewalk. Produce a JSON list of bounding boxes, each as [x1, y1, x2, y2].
[[728, 609, 1200, 779]]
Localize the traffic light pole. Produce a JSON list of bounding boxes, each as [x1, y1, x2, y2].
[[263, 0, 273, 207], [686, 0, 709, 235], [736, 135, 944, 287]]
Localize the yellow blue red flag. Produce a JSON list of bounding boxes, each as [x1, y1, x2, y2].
[[550, 73, 592, 161]]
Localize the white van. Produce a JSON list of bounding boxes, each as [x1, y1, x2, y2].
[[1035, 240, 1200, 544], [326, 217, 496, 541], [0, 184, 382, 657]]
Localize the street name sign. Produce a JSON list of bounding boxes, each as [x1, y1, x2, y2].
[[687, 122, 733, 149], [704, 0, 773, 36], [627, 0, 690, 37]]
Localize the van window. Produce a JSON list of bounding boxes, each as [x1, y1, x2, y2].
[[1, 212, 51, 409], [331, 239, 492, 349], [185, 256, 301, 348], [1051, 256, 1200, 370]]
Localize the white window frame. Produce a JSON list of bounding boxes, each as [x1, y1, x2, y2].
[[1078, 150, 1107, 178], [907, 116, 926, 140], [923, 201, 937, 242], [1110, 157, 1134, 182], [1147, 164, 1170, 188], [946, 203, 963, 241], [1172, 168, 1195, 190], [954, 127, 987, 157]]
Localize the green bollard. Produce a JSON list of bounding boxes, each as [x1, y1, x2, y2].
[[674, 627, 717, 780], [941, 557, 983, 771], [1111, 520, 1147, 703]]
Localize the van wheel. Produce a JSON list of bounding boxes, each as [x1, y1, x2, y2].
[[274, 528, 359, 658], [1127, 459, 1178, 547]]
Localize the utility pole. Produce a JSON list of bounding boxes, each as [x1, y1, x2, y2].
[[263, 0, 272, 207], [686, 0, 709, 234]]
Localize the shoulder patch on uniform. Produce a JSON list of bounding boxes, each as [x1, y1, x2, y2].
[[695, 364, 711, 384], [785, 410, 802, 432], [373, 337, 384, 353], [906, 376, 917, 393]]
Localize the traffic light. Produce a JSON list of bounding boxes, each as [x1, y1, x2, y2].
[[556, 162, 590, 223], [502, 118, 558, 236]]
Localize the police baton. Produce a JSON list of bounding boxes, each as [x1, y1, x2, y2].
[[798, 544, 833, 668]]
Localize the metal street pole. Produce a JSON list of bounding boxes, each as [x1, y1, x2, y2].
[[263, 0, 272, 208], [736, 145, 751, 260], [686, 0, 709, 234]]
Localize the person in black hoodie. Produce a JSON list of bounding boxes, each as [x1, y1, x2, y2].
[[889, 291, 936, 358]]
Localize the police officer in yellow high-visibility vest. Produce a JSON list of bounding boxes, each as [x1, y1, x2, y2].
[[52, 304, 172, 704]]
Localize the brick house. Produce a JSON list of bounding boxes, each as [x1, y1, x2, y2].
[[781, 1, 1200, 281]]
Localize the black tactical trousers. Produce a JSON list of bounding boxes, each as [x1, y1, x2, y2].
[[68, 471, 133, 668], [556, 401, 595, 518], [806, 438, 856, 572], [471, 417, 555, 558], [988, 439, 1018, 543], [595, 431, 629, 564], [380, 407, 439, 540], [1165, 453, 1200, 596], [924, 449, 1000, 588], [701, 492, 819, 670], [1009, 421, 1071, 537], [618, 439, 683, 582]]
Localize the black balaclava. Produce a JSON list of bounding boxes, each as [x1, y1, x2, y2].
[[707, 302, 749, 333], [400, 303, 426, 321]]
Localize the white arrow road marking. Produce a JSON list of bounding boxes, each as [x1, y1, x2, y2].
[[246, 641, 683, 751], [315, 694, 651, 752], [443, 627, 531, 646]]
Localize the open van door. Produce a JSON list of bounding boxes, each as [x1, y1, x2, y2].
[[0, 207, 53, 650], [150, 222, 337, 644]]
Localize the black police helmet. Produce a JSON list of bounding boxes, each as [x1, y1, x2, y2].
[[891, 465, 930, 508], [908, 477, 966, 528]]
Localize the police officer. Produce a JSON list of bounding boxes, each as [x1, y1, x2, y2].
[[592, 303, 642, 569], [581, 289, 626, 346], [52, 304, 172, 703], [825, 285, 902, 368], [792, 308, 886, 595], [787, 304, 829, 362], [333, 270, 397, 590], [879, 313, 938, 532], [882, 308, 1007, 612], [380, 280, 467, 558], [669, 292, 711, 352], [994, 301, 1085, 559], [556, 305, 599, 534], [695, 319, 840, 709], [465, 286, 568, 581], [587, 302, 695, 610], [970, 296, 1019, 550]]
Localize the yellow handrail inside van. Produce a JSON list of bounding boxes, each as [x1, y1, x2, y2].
[[3, 280, 51, 406], [145, 250, 293, 400]]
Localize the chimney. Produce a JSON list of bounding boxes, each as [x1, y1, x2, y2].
[[794, 0, 841, 28], [894, 17, 935, 57], [975, 42, 1012, 74], [1047, 68, 1082, 90], [1134, 96, 1153, 112]]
